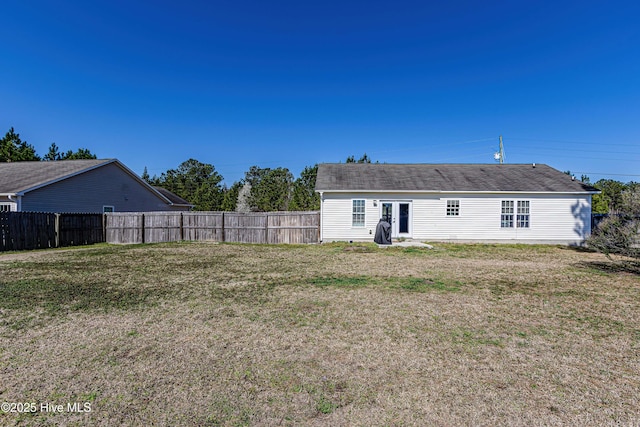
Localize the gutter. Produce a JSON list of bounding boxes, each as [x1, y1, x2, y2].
[[315, 189, 600, 195], [5, 194, 21, 211]]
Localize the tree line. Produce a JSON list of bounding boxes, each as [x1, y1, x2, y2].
[[564, 171, 639, 215], [2, 127, 380, 212], [140, 160, 318, 212], [144, 156, 637, 214], [142, 161, 323, 212], [1, 127, 97, 161], [4, 125, 636, 216], [141, 153, 376, 212]]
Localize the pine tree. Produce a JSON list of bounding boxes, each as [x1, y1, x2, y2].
[[0, 127, 40, 161], [289, 165, 320, 210], [141, 167, 151, 183]]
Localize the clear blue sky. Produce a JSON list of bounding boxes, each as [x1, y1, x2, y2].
[[1, 0, 639, 185]]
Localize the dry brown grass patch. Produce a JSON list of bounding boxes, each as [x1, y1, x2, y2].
[[1, 242, 639, 425]]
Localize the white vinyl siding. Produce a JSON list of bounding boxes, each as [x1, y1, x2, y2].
[[320, 194, 378, 241], [414, 195, 588, 243], [321, 192, 592, 244], [0, 203, 13, 212]]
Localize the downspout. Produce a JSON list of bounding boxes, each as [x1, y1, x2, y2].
[[7, 194, 21, 212]]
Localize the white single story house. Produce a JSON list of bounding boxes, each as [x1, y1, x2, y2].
[[0, 159, 193, 213], [315, 163, 599, 245]]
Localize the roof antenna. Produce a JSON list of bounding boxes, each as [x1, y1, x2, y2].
[[493, 135, 505, 164]]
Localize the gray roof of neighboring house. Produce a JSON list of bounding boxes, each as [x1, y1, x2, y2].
[[153, 186, 193, 207], [315, 163, 600, 193], [0, 159, 177, 205], [0, 159, 116, 194]]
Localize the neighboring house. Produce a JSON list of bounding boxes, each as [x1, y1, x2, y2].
[[315, 163, 600, 245], [0, 159, 193, 213]]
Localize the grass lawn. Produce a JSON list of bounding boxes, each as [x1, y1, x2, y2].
[[1, 242, 639, 426]]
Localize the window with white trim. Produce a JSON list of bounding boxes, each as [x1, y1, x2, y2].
[[103, 206, 115, 213], [501, 200, 530, 228], [517, 201, 530, 228], [446, 200, 460, 216], [501, 201, 514, 228], [352, 199, 365, 227], [0, 203, 12, 212]]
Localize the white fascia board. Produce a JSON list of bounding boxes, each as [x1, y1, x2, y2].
[[316, 189, 600, 195]]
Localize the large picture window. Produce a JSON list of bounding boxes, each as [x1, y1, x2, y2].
[[352, 199, 365, 227]]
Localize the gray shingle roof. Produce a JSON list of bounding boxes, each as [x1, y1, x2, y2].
[[315, 163, 599, 193], [153, 186, 193, 207], [0, 159, 115, 194]]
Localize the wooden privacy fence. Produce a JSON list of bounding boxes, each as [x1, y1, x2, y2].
[[0, 212, 104, 251], [105, 211, 320, 244]]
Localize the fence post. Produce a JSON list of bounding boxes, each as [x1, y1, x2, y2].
[[265, 213, 269, 244], [221, 212, 225, 242], [141, 213, 145, 244], [54, 213, 60, 248], [180, 212, 184, 241]]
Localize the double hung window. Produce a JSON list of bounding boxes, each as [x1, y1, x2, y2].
[[352, 200, 365, 227], [517, 201, 530, 228], [501, 201, 514, 228]]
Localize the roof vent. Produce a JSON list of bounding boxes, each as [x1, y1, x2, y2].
[[532, 163, 536, 168], [571, 175, 575, 181]]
